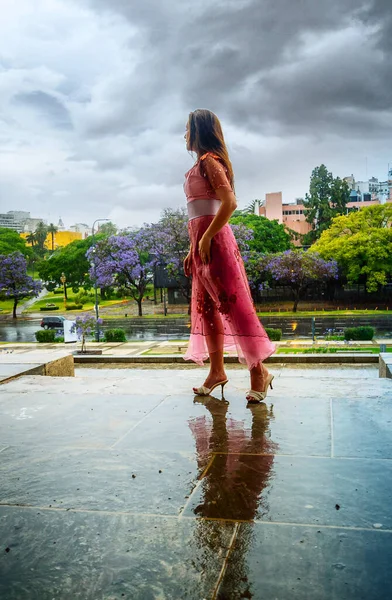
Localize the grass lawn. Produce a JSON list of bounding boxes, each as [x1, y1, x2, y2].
[[256, 309, 392, 317], [25, 291, 123, 314], [0, 299, 15, 316], [105, 310, 391, 319], [277, 346, 392, 354], [142, 345, 391, 356]]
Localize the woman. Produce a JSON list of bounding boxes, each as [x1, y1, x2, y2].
[[183, 109, 276, 403]]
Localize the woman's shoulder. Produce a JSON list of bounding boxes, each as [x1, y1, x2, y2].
[[199, 152, 221, 162]]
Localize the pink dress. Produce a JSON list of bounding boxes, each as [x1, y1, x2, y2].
[[183, 152, 276, 370]]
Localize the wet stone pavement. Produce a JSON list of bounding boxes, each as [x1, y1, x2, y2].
[[0, 365, 391, 599]]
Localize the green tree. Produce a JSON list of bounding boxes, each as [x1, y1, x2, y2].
[[26, 232, 37, 249], [37, 236, 102, 292], [34, 221, 49, 256], [0, 228, 31, 257], [229, 214, 292, 254], [47, 223, 58, 251], [303, 165, 350, 245], [98, 221, 118, 236], [232, 199, 262, 218], [311, 204, 392, 292]]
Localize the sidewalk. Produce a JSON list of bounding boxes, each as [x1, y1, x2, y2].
[[0, 364, 391, 598]]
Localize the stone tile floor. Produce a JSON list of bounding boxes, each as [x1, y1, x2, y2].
[[0, 365, 391, 599]]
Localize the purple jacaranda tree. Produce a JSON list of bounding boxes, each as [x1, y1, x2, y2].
[[149, 208, 192, 306], [87, 230, 155, 317], [0, 252, 42, 319], [230, 223, 254, 255], [150, 212, 256, 310], [71, 315, 103, 353], [264, 250, 338, 312]]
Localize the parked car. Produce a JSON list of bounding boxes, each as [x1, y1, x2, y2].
[[40, 316, 67, 330]]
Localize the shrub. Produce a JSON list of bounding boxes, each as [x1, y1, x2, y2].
[[65, 303, 83, 310], [265, 327, 282, 341], [54, 336, 64, 343], [74, 292, 89, 305], [344, 326, 374, 341], [40, 306, 60, 311], [53, 289, 63, 295], [35, 329, 56, 342], [104, 328, 127, 342]]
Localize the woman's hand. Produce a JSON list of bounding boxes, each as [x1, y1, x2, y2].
[[198, 234, 212, 264], [183, 250, 192, 277]]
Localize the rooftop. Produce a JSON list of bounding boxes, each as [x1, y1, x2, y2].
[[0, 362, 391, 598]]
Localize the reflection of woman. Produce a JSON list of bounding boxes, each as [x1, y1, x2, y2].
[[189, 397, 277, 521], [182, 109, 276, 402]]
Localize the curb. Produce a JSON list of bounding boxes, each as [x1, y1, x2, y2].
[[74, 353, 379, 365]]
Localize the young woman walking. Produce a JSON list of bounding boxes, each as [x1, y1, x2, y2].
[[183, 109, 276, 402]]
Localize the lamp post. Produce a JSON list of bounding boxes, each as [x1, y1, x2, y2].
[[60, 272, 67, 307], [91, 219, 109, 342]]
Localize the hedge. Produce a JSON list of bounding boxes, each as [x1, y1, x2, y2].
[[104, 328, 127, 342], [265, 327, 282, 341], [344, 326, 374, 341], [65, 303, 84, 310], [40, 306, 60, 311], [35, 329, 56, 342]]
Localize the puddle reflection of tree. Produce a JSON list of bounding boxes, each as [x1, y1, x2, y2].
[[188, 396, 278, 521]]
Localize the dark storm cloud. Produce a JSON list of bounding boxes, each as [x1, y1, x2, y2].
[[2, 0, 391, 229], [13, 91, 73, 130], [83, 0, 392, 139]]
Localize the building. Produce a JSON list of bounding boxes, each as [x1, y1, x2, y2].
[[69, 223, 92, 238], [258, 193, 311, 242], [21, 230, 82, 249], [23, 218, 47, 233], [258, 170, 392, 245], [344, 171, 392, 204], [0, 211, 31, 232]]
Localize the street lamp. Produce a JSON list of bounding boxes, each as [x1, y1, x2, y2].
[[60, 272, 67, 307], [91, 219, 109, 342]]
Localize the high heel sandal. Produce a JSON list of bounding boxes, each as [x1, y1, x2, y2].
[[193, 379, 228, 397], [246, 374, 274, 403]]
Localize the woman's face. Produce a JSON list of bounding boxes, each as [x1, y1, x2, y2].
[[184, 120, 191, 151]]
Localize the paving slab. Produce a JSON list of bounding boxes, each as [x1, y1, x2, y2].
[[0, 508, 234, 600], [218, 523, 392, 600], [0, 365, 391, 599]]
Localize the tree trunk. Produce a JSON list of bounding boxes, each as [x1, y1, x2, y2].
[[12, 297, 18, 319], [137, 298, 143, 317], [292, 292, 300, 313]]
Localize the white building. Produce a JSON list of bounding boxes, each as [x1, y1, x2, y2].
[[69, 223, 92, 238]]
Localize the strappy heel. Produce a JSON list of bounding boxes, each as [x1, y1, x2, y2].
[[246, 374, 274, 403], [193, 379, 228, 398]]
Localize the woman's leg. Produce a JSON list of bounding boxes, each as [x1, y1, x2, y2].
[[194, 290, 227, 389], [249, 362, 269, 392], [204, 329, 226, 388]]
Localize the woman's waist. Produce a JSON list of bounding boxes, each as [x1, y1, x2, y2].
[[187, 198, 221, 220]]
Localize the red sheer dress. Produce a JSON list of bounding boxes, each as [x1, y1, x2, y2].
[[183, 152, 275, 369]]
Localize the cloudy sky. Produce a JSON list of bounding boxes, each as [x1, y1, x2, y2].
[[0, 0, 391, 229]]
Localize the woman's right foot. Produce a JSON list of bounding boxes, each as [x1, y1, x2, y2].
[[193, 371, 228, 396], [202, 371, 227, 390]]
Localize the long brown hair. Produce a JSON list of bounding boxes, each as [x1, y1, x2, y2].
[[188, 109, 235, 191]]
